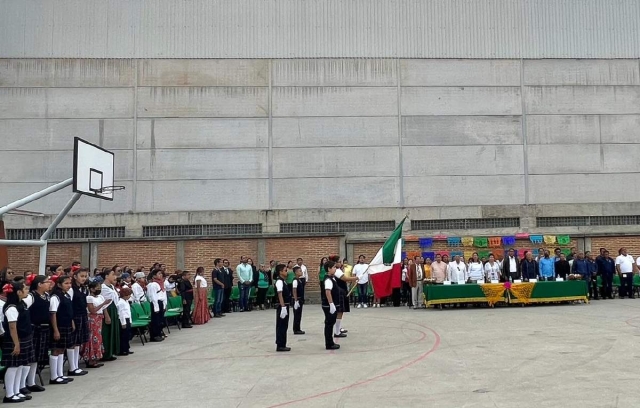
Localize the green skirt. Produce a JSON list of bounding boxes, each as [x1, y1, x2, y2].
[[102, 302, 121, 358]]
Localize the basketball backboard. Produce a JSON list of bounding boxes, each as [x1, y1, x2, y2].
[[73, 137, 115, 201]]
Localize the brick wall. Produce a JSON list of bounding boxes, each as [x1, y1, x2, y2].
[[265, 237, 340, 292], [6, 243, 82, 274], [184, 239, 259, 285], [97, 241, 177, 272], [591, 236, 640, 258]]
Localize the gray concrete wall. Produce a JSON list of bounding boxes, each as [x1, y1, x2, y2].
[[2, 58, 640, 235]]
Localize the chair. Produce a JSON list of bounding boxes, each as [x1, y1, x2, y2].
[[140, 301, 151, 317], [613, 275, 621, 298], [229, 286, 240, 312], [164, 296, 182, 331], [265, 285, 275, 308], [133, 303, 151, 322], [633, 275, 640, 297], [207, 289, 215, 306], [130, 305, 150, 345], [249, 287, 257, 310]]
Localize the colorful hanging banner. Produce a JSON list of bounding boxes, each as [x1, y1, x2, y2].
[[515, 233, 530, 239], [462, 237, 474, 247], [473, 237, 489, 248], [463, 250, 475, 260], [502, 236, 516, 246], [419, 238, 433, 248], [433, 235, 447, 240], [519, 248, 532, 259], [543, 235, 557, 245], [478, 250, 491, 259], [450, 250, 464, 258], [447, 237, 462, 247], [529, 235, 543, 244], [436, 251, 449, 257], [488, 237, 502, 248], [422, 251, 435, 261], [401, 251, 407, 260], [557, 235, 571, 245], [561, 248, 572, 256]]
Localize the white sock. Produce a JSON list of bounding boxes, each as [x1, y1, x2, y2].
[[67, 348, 77, 372], [26, 363, 37, 387], [57, 354, 64, 378], [5, 367, 18, 398], [15, 366, 26, 395], [49, 355, 58, 381], [334, 319, 342, 335], [19, 365, 29, 389], [74, 346, 81, 370]]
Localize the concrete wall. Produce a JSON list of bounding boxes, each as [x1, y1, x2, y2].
[[2, 58, 640, 235]]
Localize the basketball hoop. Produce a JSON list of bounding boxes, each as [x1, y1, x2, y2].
[[98, 185, 126, 193]]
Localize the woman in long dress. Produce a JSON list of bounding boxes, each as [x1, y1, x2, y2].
[[191, 267, 210, 325]]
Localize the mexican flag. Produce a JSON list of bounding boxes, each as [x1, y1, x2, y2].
[[368, 218, 405, 298]]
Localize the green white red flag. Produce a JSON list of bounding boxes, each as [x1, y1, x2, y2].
[[368, 217, 405, 298]]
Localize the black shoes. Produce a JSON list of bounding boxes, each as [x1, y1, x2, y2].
[[26, 385, 45, 393], [276, 347, 291, 352], [326, 344, 340, 350], [49, 377, 69, 385], [67, 369, 88, 376], [334, 333, 347, 338], [151, 336, 164, 342], [294, 330, 305, 335]]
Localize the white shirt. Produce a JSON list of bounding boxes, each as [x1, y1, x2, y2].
[[354, 263, 369, 284], [49, 293, 67, 312], [484, 262, 501, 281], [87, 295, 108, 314], [164, 279, 176, 292], [194, 275, 208, 288], [335, 270, 344, 280], [0, 299, 5, 336], [616, 254, 635, 273], [131, 282, 146, 303], [146, 282, 167, 312], [468, 262, 484, 281], [509, 257, 517, 273], [117, 298, 132, 325], [416, 264, 424, 281], [447, 261, 468, 282], [298, 264, 308, 280], [101, 283, 119, 303], [275, 280, 284, 292], [636, 256, 640, 266], [324, 278, 334, 290]]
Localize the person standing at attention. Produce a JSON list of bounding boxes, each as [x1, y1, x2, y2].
[[353, 255, 369, 308], [274, 264, 290, 352], [131, 272, 147, 304], [291, 266, 305, 335], [177, 270, 193, 328], [484, 254, 502, 281], [408, 256, 425, 309], [503, 249, 521, 282], [520, 252, 539, 281], [431, 254, 447, 284], [467, 253, 484, 283], [211, 259, 226, 318], [222, 259, 234, 314], [321, 261, 340, 350], [191, 267, 210, 324], [586, 252, 599, 300], [555, 253, 571, 280], [447, 255, 467, 283], [236, 257, 253, 312], [296, 258, 308, 288], [615, 248, 637, 299], [256, 264, 271, 310], [539, 250, 555, 281]]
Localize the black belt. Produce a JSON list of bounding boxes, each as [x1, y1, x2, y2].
[[32, 324, 49, 328]]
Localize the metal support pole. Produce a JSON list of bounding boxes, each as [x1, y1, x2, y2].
[[41, 192, 81, 241], [39, 243, 47, 276], [0, 178, 73, 217], [0, 240, 45, 247]]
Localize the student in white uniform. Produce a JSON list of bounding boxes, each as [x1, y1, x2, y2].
[[49, 275, 75, 384], [274, 264, 291, 352], [117, 288, 133, 356], [131, 272, 147, 304], [146, 270, 167, 342]]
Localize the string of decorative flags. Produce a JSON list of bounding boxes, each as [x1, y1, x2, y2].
[[401, 235, 572, 260]]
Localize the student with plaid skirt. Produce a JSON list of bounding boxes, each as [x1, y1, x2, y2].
[[49, 275, 75, 385], [2, 281, 36, 403], [69, 269, 89, 376], [27, 274, 52, 393]]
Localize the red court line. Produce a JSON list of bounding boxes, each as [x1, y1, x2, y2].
[[266, 319, 441, 408], [625, 316, 640, 328]]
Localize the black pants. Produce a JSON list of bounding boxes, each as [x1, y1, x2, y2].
[[150, 300, 165, 339], [257, 287, 268, 307], [182, 298, 192, 325], [223, 287, 232, 312], [601, 273, 613, 298], [587, 276, 599, 299], [120, 319, 131, 353], [402, 281, 411, 305], [293, 302, 303, 332], [322, 306, 337, 348], [275, 305, 289, 348], [620, 273, 634, 298], [391, 287, 401, 307]]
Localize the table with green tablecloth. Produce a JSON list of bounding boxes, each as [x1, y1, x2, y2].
[[423, 281, 588, 308], [424, 283, 506, 307], [508, 280, 588, 304]]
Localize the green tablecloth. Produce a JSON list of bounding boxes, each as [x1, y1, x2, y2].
[[424, 281, 588, 307], [424, 283, 505, 306], [509, 280, 588, 304]]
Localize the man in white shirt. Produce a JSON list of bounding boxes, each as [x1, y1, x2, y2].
[[447, 255, 468, 283], [296, 258, 308, 282], [615, 248, 638, 298], [353, 255, 369, 308], [503, 248, 520, 282]]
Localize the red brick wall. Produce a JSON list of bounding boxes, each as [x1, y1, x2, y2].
[[184, 239, 259, 285], [97, 241, 177, 272], [6, 243, 82, 275], [591, 236, 640, 258], [265, 237, 341, 291]]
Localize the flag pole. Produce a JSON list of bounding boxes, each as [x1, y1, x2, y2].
[[346, 214, 408, 298]]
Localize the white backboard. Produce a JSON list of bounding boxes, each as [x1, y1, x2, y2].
[[73, 137, 115, 201]]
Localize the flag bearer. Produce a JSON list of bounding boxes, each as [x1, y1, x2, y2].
[[274, 264, 291, 352]]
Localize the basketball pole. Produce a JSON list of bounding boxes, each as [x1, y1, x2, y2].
[[0, 179, 82, 275]]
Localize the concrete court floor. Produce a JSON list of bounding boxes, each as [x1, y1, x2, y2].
[[26, 300, 640, 408]]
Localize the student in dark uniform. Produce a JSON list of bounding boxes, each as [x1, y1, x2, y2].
[[2, 281, 36, 403], [291, 266, 305, 335], [331, 257, 358, 338], [178, 270, 194, 328], [26, 274, 50, 392], [49, 275, 75, 385], [69, 268, 89, 377], [321, 261, 340, 350], [274, 264, 291, 352]]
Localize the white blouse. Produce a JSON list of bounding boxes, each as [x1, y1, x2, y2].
[[194, 275, 208, 288], [101, 284, 119, 304], [146, 282, 167, 312], [484, 262, 501, 281], [468, 262, 484, 281]]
